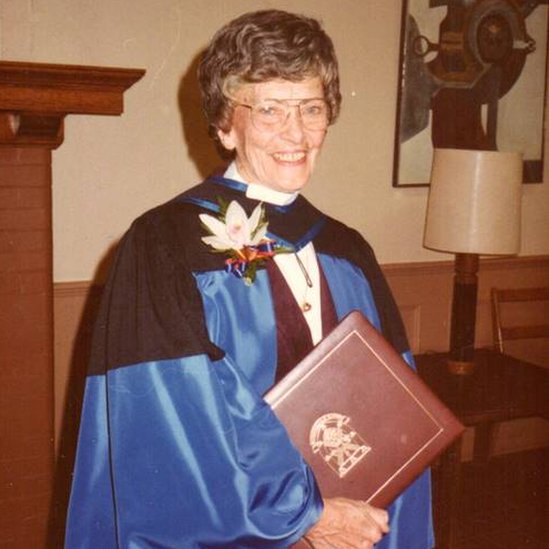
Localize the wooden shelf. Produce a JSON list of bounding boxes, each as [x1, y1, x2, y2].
[[0, 61, 145, 147]]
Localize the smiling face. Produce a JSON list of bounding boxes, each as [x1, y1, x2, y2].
[[217, 77, 328, 193]]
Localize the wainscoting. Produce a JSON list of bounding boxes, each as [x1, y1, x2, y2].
[[383, 255, 549, 355]]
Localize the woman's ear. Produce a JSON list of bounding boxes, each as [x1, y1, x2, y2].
[[217, 127, 236, 151]]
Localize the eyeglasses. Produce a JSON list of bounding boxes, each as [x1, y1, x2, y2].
[[233, 98, 330, 131]]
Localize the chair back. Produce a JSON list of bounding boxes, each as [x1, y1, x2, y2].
[[491, 286, 549, 366]]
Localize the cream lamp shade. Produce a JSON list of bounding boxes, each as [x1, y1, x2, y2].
[[424, 148, 522, 255]]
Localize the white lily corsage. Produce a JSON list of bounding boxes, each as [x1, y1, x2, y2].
[[200, 199, 285, 285]]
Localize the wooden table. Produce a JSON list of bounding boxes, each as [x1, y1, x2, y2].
[[415, 349, 549, 549]]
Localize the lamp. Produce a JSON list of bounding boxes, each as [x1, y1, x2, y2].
[[424, 148, 522, 374]]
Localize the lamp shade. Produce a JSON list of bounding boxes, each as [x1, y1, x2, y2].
[[424, 148, 522, 255]]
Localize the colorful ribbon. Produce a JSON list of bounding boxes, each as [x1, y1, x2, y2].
[[224, 241, 277, 279]]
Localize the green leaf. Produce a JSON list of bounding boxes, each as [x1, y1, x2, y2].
[[216, 196, 230, 221]]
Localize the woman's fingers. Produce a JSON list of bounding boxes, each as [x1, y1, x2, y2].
[[305, 497, 389, 548], [360, 501, 390, 533]]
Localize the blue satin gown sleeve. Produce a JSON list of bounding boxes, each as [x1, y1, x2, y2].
[[107, 354, 322, 548]]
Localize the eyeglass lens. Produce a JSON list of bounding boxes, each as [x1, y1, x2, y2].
[[251, 100, 329, 130]]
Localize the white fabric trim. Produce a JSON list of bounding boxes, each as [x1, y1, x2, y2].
[[225, 162, 298, 206]]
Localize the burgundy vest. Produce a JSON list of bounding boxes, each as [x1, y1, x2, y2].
[[266, 260, 339, 383]]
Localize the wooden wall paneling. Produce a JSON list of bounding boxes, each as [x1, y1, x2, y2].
[[383, 260, 455, 353], [383, 255, 549, 354]]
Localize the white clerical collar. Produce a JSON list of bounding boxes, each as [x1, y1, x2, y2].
[[224, 162, 298, 206]]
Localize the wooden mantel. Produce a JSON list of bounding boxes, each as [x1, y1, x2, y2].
[[0, 61, 144, 548], [0, 61, 145, 148]]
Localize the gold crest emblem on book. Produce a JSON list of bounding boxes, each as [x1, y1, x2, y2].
[[309, 413, 372, 478]]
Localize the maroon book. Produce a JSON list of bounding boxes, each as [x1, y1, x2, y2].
[[265, 310, 464, 510]]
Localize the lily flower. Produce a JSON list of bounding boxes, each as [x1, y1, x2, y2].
[[199, 199, 283, 285], [200, 201, 267, 251]]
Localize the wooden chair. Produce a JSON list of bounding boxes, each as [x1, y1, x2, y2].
[[491, 286, 549, 359], [488, 286, 549, 457]]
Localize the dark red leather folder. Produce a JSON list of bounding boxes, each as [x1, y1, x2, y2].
[[265, 310, 464, 510]]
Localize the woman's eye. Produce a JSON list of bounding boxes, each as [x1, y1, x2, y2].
[[303, 103, 326, 116], [257, 105, 279, 117], [304, 106, 321, 116]]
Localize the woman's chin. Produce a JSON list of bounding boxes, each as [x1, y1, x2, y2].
[[266, 179, 309, 193], [266, 169, 312, 193]]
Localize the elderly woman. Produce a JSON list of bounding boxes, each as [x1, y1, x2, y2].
[[66, 9, 433, 549]]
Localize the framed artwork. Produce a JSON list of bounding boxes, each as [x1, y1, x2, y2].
[[393, 0, 548, 187]]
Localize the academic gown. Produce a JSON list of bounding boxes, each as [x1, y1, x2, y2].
[[65, 176, 434, 549]]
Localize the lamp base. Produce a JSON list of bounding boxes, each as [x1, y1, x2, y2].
[[447, 359, 475, 375], [447, 253, 478, 376]]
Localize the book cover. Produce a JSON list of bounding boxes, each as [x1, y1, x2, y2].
[[265, 310, 464, 507]]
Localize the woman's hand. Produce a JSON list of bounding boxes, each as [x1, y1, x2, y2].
[[304, 497, 389, 549]]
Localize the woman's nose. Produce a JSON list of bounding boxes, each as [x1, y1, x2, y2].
[[280, 106, 306, 141]]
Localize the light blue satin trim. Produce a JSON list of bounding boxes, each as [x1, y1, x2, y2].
[[210, 175, 249, 194], [272, 219, 326, 252], [318, 253, 382, 329], [65, 376, 117, 548], [182, 195, 222, 213], [402, 349, 417, 372], [194, 268, 278, 396]]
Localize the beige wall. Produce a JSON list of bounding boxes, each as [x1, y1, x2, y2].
[[1, 0, 548, 282]]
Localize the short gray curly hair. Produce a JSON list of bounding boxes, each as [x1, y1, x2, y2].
[[197, 9, 341, 154]]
